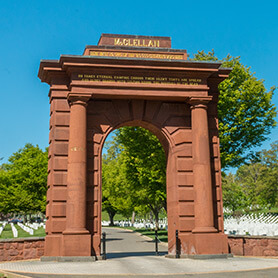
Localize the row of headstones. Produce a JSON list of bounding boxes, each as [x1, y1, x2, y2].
[[17, 222, 34, 236], [0, 221, 45, 238], [10, 223, 18, 237], [102, 219, 168, 230], [0, 222, 7, 236], [102, 214, 278, 236], [224, 213, 278, 236], [225, 213, 278, 224], [26, 222, 45, 230]]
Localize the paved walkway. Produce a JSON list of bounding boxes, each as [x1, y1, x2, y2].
[[0, 227, 278, 277]]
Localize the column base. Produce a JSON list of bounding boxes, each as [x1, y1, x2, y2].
[[193, 233, 229, 255], [192, 226, 217, 233], [63, 227, 90, 235], [44, 235, 63, 256], [178, 233, 229, 255], [62, 233, 91, 256]]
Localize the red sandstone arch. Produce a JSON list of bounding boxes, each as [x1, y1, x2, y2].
[[39, 34, 231, 259]]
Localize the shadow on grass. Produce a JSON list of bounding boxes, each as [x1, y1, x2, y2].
[[103, 226, 169, 243], [133, 229, 168, 242]]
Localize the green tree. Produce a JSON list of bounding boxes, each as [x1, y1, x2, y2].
[[222, 172, 247, 213], [256, 141, 278, 208], [235, 163, 265, 208], [102, 140, 133, 225], [116, 126, 167, 229], [223, 141, 278, 211], [192, 51, 276, 168], [0, 144, 48, 215]]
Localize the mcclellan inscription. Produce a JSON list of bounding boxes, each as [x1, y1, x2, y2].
[[114, 38, 160, 48], [97, 34, 172, 48]]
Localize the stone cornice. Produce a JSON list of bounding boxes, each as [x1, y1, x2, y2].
[[38, 55, 231, 102], [39, 56, 225, 85]]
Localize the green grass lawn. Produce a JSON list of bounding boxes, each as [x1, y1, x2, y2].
[[101, 211, 128, 222], [101, 211, 167, 222], [0, 224, 46, 239], [101, 211, 131, 221], [136, 228, 168, 242], [115, 226, 168, 242], [0, 224, 13, 239]]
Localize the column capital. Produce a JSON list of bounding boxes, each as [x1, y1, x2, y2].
[[67, 93, 92, 106], [189, 96, 213, 110]]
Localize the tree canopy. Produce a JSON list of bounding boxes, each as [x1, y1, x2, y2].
[[102, 139, 133, 224], [102, 127, 166, 227], [192, 51, 276, 168], [0, 143, 48, 215], [222, 141, 278, 212]]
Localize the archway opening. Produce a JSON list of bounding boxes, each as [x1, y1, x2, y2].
[[101, 126, 168, 258]]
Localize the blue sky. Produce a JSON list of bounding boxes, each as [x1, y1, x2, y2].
[[0, 0, 277, 165]]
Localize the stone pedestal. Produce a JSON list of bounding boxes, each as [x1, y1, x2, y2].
[[192, 233, 228, 255], [62, 97, 91, 256], [188, 97, 228, 255], [190, 97, 217, 234], [62, 233, 91, 257]]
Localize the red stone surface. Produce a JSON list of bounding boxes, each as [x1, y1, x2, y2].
[[0, 238, 44, 262], [1, 236, 278, 262], [98, 33, 172, 48], [228, 236, 278, 256], [83, 34, 187, 60], [38, 35, 232, 258]]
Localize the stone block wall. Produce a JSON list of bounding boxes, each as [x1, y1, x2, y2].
[[228, 235, 278, 256], [0, 237, 44, 262]]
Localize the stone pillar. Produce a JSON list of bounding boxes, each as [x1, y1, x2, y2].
[[190, 97, 217, 234], [62, 96, 91, 257]]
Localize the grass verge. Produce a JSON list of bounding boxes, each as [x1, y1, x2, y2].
[[0, 224, 46, 239], [0, 224, 13, 239], [110, 226, 168, 242]]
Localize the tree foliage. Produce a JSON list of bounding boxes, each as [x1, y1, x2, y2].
[[193, 51, 276, 168], [0, 144, 48, 214], [256, 141, 278, 208], [222, 173, 247, 212], [102, 140, 133, 224], [222, 141, 278, 212], [117, 127, 166, 222], [102, 127, 166, 227]]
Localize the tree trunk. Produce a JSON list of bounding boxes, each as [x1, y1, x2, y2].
[[154, 210, 159, 230], [131, 211, 136, 226], [163, 199, 167, 212], [108, 211, 116, 226], [149, 211, 153, 224]]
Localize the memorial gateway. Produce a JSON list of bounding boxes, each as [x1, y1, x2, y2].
[[38, 34, 231, 259]]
